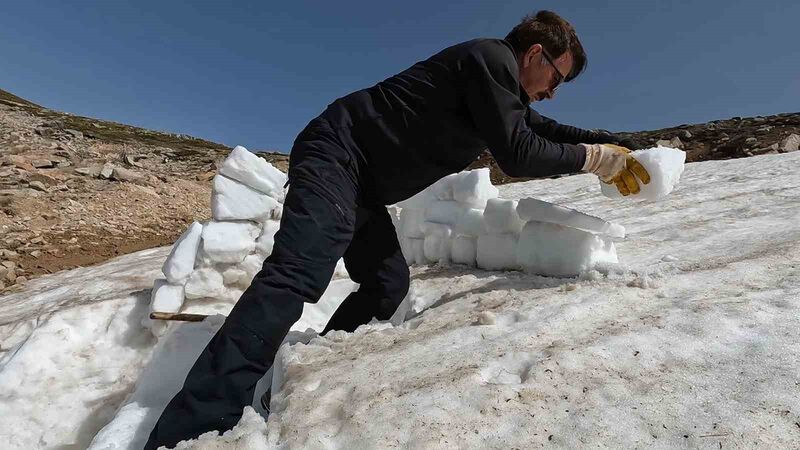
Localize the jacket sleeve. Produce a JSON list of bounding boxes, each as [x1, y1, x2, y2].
[[526, 109, 617, 145], [461, 41, 586, 178]]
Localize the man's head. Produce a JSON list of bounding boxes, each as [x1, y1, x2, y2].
[[505, 11, 587, 102]]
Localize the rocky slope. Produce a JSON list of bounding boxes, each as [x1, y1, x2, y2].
[[0, 88, 797, 292], [0, 89, 251, 293]]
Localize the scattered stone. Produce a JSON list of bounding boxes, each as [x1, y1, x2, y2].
[[29, 181, 48, 192], [2, 260, 16, 269], [64, 129, 84, 139], [111, 167, 145, 183], [100, 162, 114, 179], [14, 276, 26, 285], [75, 167, 99, 177], [5, 269, 16, 283], [0, 266, 7, 280], [779, 134, 799, 153], [30, 250, 42, 258], [32, 159, 55, 169], [124, 154, 144, 168], [6, 155, 34, 171], [745, 137, 758, 145], [680, 130, 692, 140]]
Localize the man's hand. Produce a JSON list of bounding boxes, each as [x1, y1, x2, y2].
[[581, 144, 651, 196]]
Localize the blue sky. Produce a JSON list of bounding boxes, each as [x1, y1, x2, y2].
[[2, 0, 798, 152]]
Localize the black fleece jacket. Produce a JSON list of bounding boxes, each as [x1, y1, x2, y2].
[[315, 38, 614, 205]]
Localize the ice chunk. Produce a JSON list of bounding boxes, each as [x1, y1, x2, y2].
[[218, 145, 288, 198], [451, 236, 477, 266], [150, 279, 184, 313], [453, 168, 499, 208], [239, 253, 266, 283], [201, 221, 260, 264], [212, 175, 280, 222], [424, 200, 465, 225], [422, 223, 452, 263], [399, 208, 426, 238], [221, 267, 249, 288], [476, 233, 519, 270], [161, 222, 203, 284], [517, 198, 625, 238], [403, 238, 426, 265], [429, 173, 459, 200], [184, 268, 225, 299], [516, 221, 618, 277], [600, 146, 686, 200], [454, 208, 486, 237], [254, 220, 281, 256], [483, 198, 525, 234]]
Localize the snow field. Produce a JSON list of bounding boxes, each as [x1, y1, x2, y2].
[[1, 151, 798, 449]]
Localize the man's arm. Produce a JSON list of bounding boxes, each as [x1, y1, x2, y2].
[[526, 109, 617, 145], [462, 40, 586, 178], [527, 110, 642, 149]]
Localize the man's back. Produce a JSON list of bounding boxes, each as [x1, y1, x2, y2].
[[316, 38, 582, 205]]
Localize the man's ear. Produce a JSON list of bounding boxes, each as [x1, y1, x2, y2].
[[522, 43, 542, 68]]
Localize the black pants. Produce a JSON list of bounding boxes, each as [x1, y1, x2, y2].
[[145, 119, 409, 450]]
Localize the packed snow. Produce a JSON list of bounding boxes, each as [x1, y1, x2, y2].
[[600, 146, 686, 200], [2, 149, 799, 449]]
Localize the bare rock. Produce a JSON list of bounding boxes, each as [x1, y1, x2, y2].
[[779, 134, 799, 153], [111, 167, 145, 183], [100, 162, 114, 179], [32, 159, 55, 169], [75, 166, 100, 177], [29, 181, 48, 192], [64, 129, 84, 139], [14, 276, 26, 285]]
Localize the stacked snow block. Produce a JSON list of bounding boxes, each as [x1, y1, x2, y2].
[[147, 146, 289, 335], [514, 198, 620, 277], [396, 168, 499, 267], [394, 168, 622, 277]]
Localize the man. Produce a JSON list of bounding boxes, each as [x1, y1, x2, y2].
[[146, 10, 648, 449]]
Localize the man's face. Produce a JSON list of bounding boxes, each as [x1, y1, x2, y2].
[[518, 44, 574, 103]]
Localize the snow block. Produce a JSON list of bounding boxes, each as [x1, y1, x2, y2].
[[424, 200, 465, 226], [476, 233, 519, 270], [184, 267, 226, 299], [422, 223, 452, 263], [517, 198, 625, 238], [161, 221, 203, 284], [453, 168, 499, 208], [211, 175, 280, 222], [239, 253, 266, 284], [600, 146, 686, 200], [516, 221, 618, 277], [451, 235, 477, 266], [399, 208, 426, 238], [218, 145, 288, 198], [454, 208, 486, 237], [150, 279, 185, 313], [200, 221, 260, 264], [254, 220, 281, 256], [484, 198, 525, 234]]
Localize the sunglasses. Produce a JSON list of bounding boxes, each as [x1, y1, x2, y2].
[[541, 47, 565, 93]]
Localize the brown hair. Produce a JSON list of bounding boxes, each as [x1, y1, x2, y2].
[[505, 10, 587, 81]]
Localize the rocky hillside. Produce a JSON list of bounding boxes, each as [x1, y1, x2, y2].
[[0, 88, 797, 292], [0, 89, 248, 293]]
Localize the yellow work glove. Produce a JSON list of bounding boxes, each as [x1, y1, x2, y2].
[[581, 144, 651, 196]]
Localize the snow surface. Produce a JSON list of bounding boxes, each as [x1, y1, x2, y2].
[[1, 152, 799, 448]]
